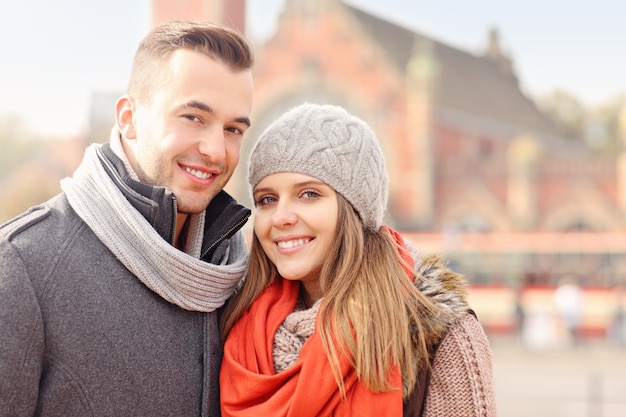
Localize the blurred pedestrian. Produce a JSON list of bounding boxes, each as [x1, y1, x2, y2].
[[554, 277, 583, 345]]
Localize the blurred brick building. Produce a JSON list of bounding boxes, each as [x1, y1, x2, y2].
[[143, 0, 626, 335]]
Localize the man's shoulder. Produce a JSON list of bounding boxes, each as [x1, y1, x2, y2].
[[0, 194, 75, 243]]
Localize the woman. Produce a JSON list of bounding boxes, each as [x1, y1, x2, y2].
[[220, 103, 496, 416]]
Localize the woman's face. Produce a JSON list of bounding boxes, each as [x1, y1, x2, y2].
[[253, 172, 339, 305]]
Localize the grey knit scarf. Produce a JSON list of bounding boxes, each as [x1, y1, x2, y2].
[[60, 142, 247, 312]]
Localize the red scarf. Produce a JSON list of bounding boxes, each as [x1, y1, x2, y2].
[[220, 227, 413, 416]]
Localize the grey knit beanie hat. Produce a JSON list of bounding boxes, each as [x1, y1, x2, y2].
[[248, 103, 388, 230]]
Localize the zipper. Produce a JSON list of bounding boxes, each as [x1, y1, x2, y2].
[[170, 195, 178, 246], [200, 214, 249, 260]]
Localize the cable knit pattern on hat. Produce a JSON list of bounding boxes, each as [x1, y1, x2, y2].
[[248, 103, 388, 230]]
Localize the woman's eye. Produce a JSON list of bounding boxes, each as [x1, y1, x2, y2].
[[301, 190, 321, 199], [255, 196, 276, 206]]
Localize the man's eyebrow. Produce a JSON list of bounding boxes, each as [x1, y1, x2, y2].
[[182, 100, 250, 127], [183, 100, 213, 113], [235, 117, 251, 128]]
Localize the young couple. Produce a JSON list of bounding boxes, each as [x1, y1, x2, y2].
[[0, 21, 495, 416]]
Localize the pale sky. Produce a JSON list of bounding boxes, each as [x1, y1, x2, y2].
[[0, 0, 623, 139]]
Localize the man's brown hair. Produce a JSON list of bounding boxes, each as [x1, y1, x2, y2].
[[127, 21, 254, 102]]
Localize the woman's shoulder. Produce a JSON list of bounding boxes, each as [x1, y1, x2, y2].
[[424, 312, 497, 416], [412, 248, 469, 321]]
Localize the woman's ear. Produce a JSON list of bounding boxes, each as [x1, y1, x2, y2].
[[115, 96, 137, 140]]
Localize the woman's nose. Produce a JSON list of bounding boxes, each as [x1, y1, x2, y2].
[[271, 201, 298, 228]]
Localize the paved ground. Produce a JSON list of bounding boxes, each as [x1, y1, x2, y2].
[[490, 336, 626, 417]]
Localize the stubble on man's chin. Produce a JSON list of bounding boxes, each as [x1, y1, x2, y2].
[[176, 206, 207, 216], [175, 196, 216, 215]]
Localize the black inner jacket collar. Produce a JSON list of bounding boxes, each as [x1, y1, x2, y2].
[[98, 143, 250, 257]]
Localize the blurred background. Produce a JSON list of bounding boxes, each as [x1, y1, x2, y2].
[[1, 0, 625, 415]]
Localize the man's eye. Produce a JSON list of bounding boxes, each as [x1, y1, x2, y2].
[[226, 126, 244, 135], [184, 115, 201, 122]]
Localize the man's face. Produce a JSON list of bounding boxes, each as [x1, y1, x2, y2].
[[119, 49, 253, 214]]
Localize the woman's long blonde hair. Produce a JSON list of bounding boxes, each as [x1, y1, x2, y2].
[[220, 195, 442, 398]]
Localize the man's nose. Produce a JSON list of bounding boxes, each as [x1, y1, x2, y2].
[[198, 127, 227, 162]]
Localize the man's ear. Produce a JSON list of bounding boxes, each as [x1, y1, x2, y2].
[[116, 96, 137, 140]]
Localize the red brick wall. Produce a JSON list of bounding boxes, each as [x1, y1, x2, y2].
[[151, 0, 246, 34]]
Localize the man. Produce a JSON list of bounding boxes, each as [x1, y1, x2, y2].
[[0, 21, 254, 416]]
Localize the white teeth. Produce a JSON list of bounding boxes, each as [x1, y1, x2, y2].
[[277, 238, 309, 249], [185, 167, 212, 179]]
